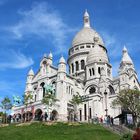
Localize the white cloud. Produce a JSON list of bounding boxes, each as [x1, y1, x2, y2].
[[8, 2, 76, 53], [0, 49, 34, 69]]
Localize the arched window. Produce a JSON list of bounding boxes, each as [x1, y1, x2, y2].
[[81, 60, 85, 70], [71, 89, 73, 95], [40, 82, 45, 97], [69, 66, 71, 74], [75, 61, 79, 71], [89, 87, 96, 94], [71, 63, 74, 73], [35, 95, 37, 102], [52, 81, 56, 94], [89, 69, 92, 76], [107, 69, 111, 77], [109, 85, 115, 95], [92, 68, 95, 75], [98, 67, 101, 74]]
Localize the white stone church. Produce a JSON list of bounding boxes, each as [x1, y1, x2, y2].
[[13, 10, 140, 122]]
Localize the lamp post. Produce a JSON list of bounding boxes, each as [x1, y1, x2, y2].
[[104, 90, 108, 116]]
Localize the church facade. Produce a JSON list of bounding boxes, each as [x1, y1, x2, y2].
[[13, 10, 140, 122]]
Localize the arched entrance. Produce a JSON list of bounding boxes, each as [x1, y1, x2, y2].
[[35, 109, 43, 121], [50, 110, 58, 121], [22, 111, 32, 122], [26, 111, 33, 121], [68, 110, 74, 122], [16, 113, 21, 122]]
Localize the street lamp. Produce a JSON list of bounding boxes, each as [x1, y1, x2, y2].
[[104, 90, 108, 116]]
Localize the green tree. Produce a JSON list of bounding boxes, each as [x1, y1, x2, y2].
[[42, 94, 58, 107], [42, 93, 59, 120], [23, 93, 33, 122], [112, 89, 140, 127], [69, 94, 83, 121], [0, 97, 12, 123]]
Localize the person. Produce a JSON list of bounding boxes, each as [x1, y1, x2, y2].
[[100, 116, 103, 124], [110, 117, 114, 126], [44, 112, 48, 121], [7, 115, 12, 124], [40, 113, 43, 121], [107, 115, 111, 125], [104, 115, 107, 125], [16, 114, 19, 122], [13, 114, 16, 123]]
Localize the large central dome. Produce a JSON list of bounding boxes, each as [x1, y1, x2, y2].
[[72, 10, 104, 47], [72, 27, 104, 47]]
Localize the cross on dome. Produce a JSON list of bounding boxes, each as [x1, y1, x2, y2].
[[83, 9, 90, 28]]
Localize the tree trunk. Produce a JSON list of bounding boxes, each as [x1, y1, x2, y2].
[[74, 105, 78, 122], [5, 111, 7, 124], [133, 115, 138, 128]]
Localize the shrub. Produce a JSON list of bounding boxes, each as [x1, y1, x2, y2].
[[137, 122, 140, 128], [120, 133, 132, 140]]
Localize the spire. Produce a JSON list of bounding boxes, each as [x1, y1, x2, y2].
[[48, 52, 53, 59], [121, 46, 133, 65], [59, 56, 66, 64], [28, 68, 34, 76], [43, 53, 47, 58], [83, 9, 90, 28]]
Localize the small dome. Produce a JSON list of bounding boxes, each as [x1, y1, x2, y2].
[[59, 56, 66, 64], [28, 68, 34, 76], [121, 46, 133, 65], [72, 27, 104, 47], [86, 44, 108, 64]]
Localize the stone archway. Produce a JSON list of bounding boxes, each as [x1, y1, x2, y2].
[[26, 111, 33, 121], [22, 111, 32, 122], [68, 109, 74, 122], [13, 113, 21, 122], [50, 110, 58, 121], [35, 109, 43, 121]]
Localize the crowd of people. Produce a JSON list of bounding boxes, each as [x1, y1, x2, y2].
[[93, 115, 114, 126], [4, 111, 58, 124], [2, 112, 114, 125]]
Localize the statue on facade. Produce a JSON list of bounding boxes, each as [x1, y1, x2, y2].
[[13, 95, 21, 106], [44, 84, 55, 95]]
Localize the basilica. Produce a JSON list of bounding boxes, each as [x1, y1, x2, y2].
[[13, 10, 140, 123]]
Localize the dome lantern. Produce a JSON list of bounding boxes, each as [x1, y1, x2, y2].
[[83, 9, 90, 28]]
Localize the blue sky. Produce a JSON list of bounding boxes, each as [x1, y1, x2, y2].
[[0, 0, 140, 106]]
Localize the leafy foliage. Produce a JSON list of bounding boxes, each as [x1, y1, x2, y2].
[[69, 94, 83, 120], [70, 94, 83, 106], [0, 97, 12, 123], [1, 97, 12, 110], [23, 92, 33, 106], [120, 133, 132, 140], [0, 112, 4, 116], [42, 93, 58, 106], [112, 89, 140, 125]]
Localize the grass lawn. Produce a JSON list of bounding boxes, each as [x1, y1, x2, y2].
[[0, 122, 120, 140]]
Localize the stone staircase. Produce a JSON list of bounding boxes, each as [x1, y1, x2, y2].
[[103, 124, 134, 135]]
